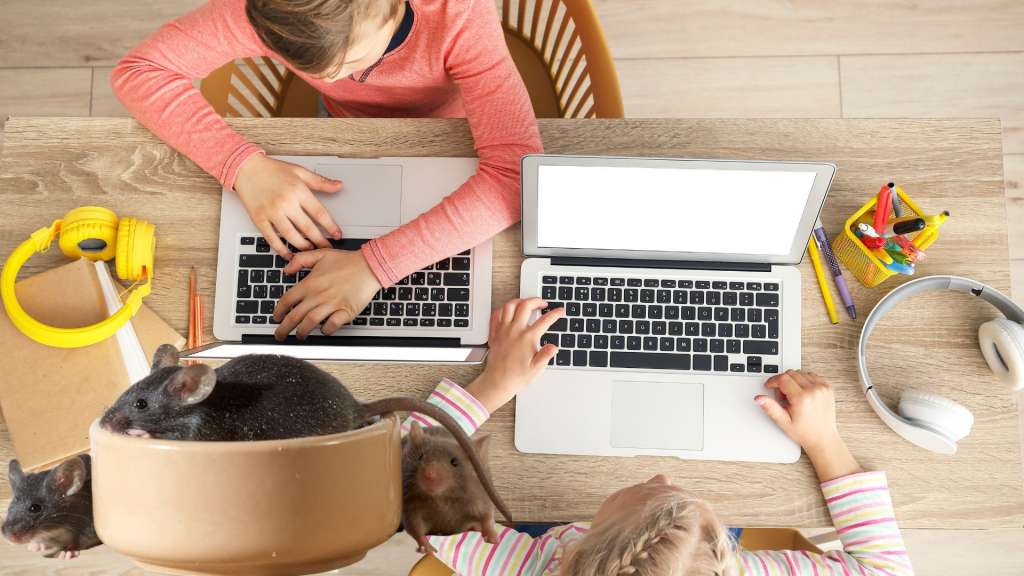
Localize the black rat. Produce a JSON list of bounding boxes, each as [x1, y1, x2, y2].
[[99, 344, 511, 522], [2, 455, 100, 559], [401, 421, 501, 554]]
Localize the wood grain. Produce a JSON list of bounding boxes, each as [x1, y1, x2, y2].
[[0, 1, 203, 68], [616, 56, 840, 118], [591, 0, 1024, 59], [0, 68, 92, 117], [839, 52, 1024, 154], [0, 117, 1020, 532]]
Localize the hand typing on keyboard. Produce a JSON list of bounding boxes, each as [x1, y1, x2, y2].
[[272, 248, 382, 340], [234, 155, 344, 258], [463, 298, 565, 413]]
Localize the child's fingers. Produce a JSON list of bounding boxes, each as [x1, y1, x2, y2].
[[290, 208, 332, 249], [765, 372, 803, 399], [274, 294, 318, 341], [299, 192, 343, 240], [755, 395, 793, 432], [786, 369, 814, 389], [489, 307, 502, 341], [296, 166, 345, 194], [282, 249, 329, 273], [531, 343, 559, 370], [273, 214, 313, 251], [511, 297, 548, 326], [256, 221, 291, 259], [295, 302, 336, 340], [528, 306, 566, 337]]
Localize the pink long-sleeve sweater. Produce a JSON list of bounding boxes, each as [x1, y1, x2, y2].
[[111, 0, 542, 287]]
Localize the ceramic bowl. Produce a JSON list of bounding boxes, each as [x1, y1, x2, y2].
[[89, 416, 402, 576]]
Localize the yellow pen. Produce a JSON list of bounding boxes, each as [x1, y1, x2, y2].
[[808, 237, 839, 324]]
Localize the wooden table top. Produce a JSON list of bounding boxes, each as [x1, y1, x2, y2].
[[1, 117, 1021, 530]]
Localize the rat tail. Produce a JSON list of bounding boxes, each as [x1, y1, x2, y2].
[[362, 398, 513, 522]]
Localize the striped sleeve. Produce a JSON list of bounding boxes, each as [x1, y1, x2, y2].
[[428, 522, 590, 575], [735, 471, 914, 576], [401, 378, 490, 437]]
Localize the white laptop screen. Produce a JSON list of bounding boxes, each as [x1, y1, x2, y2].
[[535, 164, 818, 257]]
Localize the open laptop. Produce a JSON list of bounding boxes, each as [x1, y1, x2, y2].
[[515, 155, 835, 463], [187, 156, 490, 364]]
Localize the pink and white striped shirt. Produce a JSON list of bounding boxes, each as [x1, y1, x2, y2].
[[408, 380, 913, 576]]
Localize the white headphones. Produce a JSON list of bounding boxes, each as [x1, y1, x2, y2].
[[858, 275, 1024, 455]]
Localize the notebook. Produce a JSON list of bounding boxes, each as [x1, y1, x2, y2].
[[0, 258, 183, 471]]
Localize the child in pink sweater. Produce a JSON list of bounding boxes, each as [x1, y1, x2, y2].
[[112, 0, 542, 339]]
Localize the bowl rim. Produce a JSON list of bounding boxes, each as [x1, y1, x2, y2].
[[89, 414, 400, 453]]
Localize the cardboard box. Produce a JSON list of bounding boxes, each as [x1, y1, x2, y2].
[[0, 258, 183, 471]]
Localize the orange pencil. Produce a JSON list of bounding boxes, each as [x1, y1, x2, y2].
[[187, 268, 197, 348]]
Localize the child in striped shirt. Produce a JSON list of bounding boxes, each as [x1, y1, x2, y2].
[[407, 298, 914, 576]]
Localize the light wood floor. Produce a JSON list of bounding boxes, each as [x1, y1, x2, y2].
[[1, 1, 1022, 574]]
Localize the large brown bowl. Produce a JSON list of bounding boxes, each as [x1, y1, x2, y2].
[[89, 416, 402, 576]]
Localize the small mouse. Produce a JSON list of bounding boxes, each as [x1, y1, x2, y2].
[[2, 455, 100, 559], [100, 345, 511, 521], [401, 422, 500, 554]]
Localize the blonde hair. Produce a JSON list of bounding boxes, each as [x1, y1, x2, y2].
[[246, 0, 402, 75], [561, 490, 735, 576]]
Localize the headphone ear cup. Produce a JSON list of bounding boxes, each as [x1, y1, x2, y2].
[[978, 318, 1024, 391], [114, 217, 156, 282], [897, 389, 974, 442], [58, 206, 119, 261]]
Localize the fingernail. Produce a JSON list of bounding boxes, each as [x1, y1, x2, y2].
[[333, 232, 342, 239], [754, 396, 766, 406]]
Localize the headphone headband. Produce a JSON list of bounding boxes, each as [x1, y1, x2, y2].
[[1, 209, 154, 349]]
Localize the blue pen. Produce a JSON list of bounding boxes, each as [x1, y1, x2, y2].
[[812, 218, 857, 319]]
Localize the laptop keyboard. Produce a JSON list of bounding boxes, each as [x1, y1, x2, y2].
[[235, 235, 472, 329], [538, 275, 781, 373]]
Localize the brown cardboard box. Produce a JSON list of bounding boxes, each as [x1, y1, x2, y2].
[[0, 258, 183, 471]]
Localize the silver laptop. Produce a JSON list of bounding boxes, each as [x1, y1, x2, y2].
[[515, 155, 835, 463], [192, 156, 490, 364]]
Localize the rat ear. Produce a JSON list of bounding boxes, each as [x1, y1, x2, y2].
[[165, 364, 216, 406], [8, 459, 25, 490], [45, 457, 87, 498], [473, 434, 492, 460], [151, 344, 180, 371], [409, 421, 425, 445]]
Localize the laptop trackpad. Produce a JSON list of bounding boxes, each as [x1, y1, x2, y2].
[[314, 163, 403, 228], [610, 380, 703, 451]]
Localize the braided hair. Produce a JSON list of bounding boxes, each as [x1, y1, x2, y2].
[[560, 490, 735, 576]]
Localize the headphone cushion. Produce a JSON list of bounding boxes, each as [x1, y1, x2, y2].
[[898, 390, 974, 442], [114, 217, 156, 282], [979, 318, 1024, 391]]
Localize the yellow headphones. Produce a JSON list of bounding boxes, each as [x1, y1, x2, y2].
[[1, 206, 156, 348]]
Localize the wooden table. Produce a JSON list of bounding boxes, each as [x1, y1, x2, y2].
[[1, 117, 1022, 532]]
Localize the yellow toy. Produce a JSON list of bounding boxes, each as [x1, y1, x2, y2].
[[1, 206, 155, 348]]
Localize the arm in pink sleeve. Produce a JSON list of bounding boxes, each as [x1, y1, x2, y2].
[[111, 0, 268, 189], [361, 0, 543, 286]]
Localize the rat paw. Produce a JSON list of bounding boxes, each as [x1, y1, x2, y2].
[[56, 550, 80, 560]]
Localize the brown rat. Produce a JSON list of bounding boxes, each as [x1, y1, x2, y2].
[[99, 344, 511, 521], [401, 422, 501, 554], [2, 455, 100, 559]]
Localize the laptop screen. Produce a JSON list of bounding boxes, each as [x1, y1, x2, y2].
[[531, 161, 829, 263]]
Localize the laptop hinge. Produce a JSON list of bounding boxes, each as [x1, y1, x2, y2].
[[549, 256, 772, 273], [241, 335, 464, 348]]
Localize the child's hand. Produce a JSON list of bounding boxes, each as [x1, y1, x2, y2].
[[755, 370, 839, 453], [756, 370, 862, 481], [234, 154, 344, 258], [465, 298, 565, 413], [272, 248, 382, 340]]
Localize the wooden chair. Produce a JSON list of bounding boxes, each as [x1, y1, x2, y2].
[[199, 0, 623, 119]]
